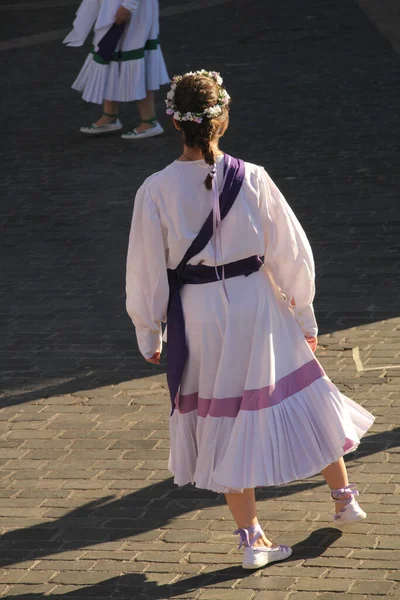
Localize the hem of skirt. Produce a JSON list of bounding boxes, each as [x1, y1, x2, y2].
[[71, 52, 169, 104], [168, 438, 365, 494], [73, 83, 167, 104]]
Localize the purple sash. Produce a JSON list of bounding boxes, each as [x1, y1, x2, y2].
[[97, 23, 125, 61], [167, 154, 245, 415]]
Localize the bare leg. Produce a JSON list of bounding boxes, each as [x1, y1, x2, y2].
[[95, 100, 119, 126], [135, 90, 157, 133], [225, 489, 277, 549], [321, 457, 351, 513]]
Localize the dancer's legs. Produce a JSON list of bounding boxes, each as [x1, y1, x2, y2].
[[135, 90, 157, 133], [321, 457, 351, 513], [225, 489, 277, 549], [95, 100, 119, 126], [91, 92, 158, 131]]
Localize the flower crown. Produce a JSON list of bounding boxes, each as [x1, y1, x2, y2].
[[165, 69, 231, 124]]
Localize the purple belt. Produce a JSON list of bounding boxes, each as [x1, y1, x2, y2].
[[168, 255, 263, 287], [166, 154, 247, 415]]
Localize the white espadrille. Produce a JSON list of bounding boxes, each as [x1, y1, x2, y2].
[[331, 484, 367, 525], [80, 118, 123, 135], [121, 119, 163, 139], [234, 524, 292, 570]]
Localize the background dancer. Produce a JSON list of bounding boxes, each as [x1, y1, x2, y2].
[[64, 0, 169, 138]]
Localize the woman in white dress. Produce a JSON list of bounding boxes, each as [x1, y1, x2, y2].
[[64, 0, 169, 138], [126, 71, 375, 569]]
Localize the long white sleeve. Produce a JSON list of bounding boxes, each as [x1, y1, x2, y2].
[[122, 0, 139, 11], [126, 185, 169, 359], [260, 169, 318, 337]]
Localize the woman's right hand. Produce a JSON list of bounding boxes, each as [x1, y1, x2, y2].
[[146, 351, 161, 365], [115, 6, 131, 25]]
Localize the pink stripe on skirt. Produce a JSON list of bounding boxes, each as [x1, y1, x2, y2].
[[177, 359, 325, 418]]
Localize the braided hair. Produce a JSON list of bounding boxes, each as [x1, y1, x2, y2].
[[173, 74, 230, 189]]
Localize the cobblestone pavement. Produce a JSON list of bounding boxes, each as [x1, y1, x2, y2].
[[1, 0, 400, 598]]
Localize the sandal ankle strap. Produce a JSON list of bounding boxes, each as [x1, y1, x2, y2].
[[103, 111, 118, 118], [141, 117, 157, 124], [233, 523, 263, 549], [331, 483, 359, 502]]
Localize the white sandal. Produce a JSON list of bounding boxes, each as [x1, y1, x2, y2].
[[234, 524, 292, 570], [331, 484, 367, 525]]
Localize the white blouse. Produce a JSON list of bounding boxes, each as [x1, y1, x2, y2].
[[126, 157, 318, 359], [63, 0, 140, 48]]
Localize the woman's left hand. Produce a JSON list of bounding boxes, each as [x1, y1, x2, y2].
[[146, 351, 161, 365], [115, 6, 131, 25], [305, 336, 318, 353]]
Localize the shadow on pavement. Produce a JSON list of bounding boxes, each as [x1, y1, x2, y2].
[[0, 428, 397, 571], [2, 529, 342, 599]]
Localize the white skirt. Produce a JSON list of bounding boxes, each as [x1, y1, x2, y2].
[[71, 0, 169, 104], [168, 268, 374, 493]]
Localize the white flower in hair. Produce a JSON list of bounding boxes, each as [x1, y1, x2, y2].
[[165, 69, 230, 123], [204, 105, 222, 118], [211, 71, 223, 85]]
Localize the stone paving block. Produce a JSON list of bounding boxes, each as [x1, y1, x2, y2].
[[0, 449, 28, 459], [163, 530, 211, 543], [331, 535, 378, 549], [19, 570, 56, 584], [253, 593, 288, 600], [318, 596, 369, 600], [106, 480, 152, 489], [33, 559, 96, 571], [349, 580, 395, 595], [162, 520, 211, 531], [6, 430, 58, 440], [3, 584, 56, 595], [59, 430, 106, 439], [141, 562, 202, 574], [4, 460, 48, 470], [23, 450, 68, 460], [287, 594, 319, 600], [17, 489, 70, 499], [238, 576, 296, 590], [62, 480, 115, 490], [263, 566, 327, 578], [91, 560, 148, 572], [327, 568, 387, 580], [136, 551, 190, 563], [135, 571, 178, 586], [42, 585, 88, 595], [22, 439, 72, 449], [181, 543, 233, 554], [0, 570, 25, 584], [199, 590, 254, 600], [50, 571, 118, 585], [189, 553, 240, 565], [377, 537, 400, 549], [293, 578, 351, 592]]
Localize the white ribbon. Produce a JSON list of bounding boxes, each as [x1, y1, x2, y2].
[[210, 156, 231, 302]]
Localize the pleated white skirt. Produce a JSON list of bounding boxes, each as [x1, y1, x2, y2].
[[168, 268, 374, 493]]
